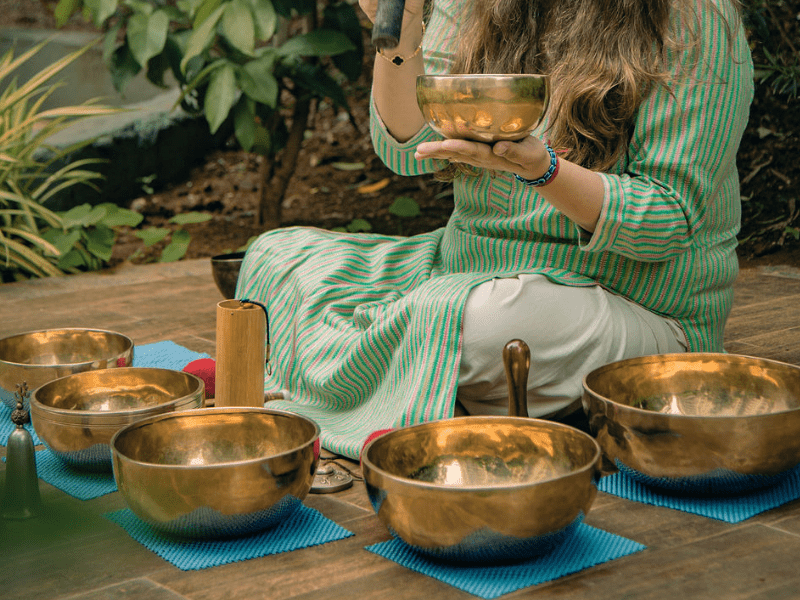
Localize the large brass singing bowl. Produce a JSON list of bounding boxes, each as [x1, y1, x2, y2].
[[111, 407, 320, 538], [582, 353, 800, 495], [416, 74, 549, 143], [362, 417, 601, 563], [31, 367, 204, 471], [0, 328, 134, 410]]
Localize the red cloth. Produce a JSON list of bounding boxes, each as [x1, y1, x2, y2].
[[183, 358, 216, 398]]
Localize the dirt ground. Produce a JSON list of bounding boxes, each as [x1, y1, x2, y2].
[[5, 0, 800, 270]]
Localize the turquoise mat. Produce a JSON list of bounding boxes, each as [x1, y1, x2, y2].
[[598, 464, 800, 523], [105, 504, 354, 570], [366, 524, 645, 599]]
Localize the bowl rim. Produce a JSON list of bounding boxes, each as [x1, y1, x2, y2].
[[361, 415, 601, 492], [416, 73, 548, 81], [0, 327, 134, 369], [582, 351, 800, 420], [211, 250, 247, 263], [30, 367, 204, 418], [110, 406, 321, 469]]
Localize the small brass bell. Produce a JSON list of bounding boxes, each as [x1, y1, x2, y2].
[[2, 382, 41, 520]]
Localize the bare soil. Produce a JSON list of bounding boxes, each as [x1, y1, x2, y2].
[[6, 0, 800, 270]]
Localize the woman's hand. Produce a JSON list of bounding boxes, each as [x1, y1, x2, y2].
[[414, 136, 552, 182]]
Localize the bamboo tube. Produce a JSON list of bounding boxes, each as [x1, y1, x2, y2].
[[215, 300, 266, 407]]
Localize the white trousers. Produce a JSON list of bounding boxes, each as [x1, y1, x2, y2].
[[457, 274, 687, 418]]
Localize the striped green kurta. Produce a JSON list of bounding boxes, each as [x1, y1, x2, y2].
[[238, 0, 754, 458]]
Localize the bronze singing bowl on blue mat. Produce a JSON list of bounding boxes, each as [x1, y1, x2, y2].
[[416, 74, 549, 143], [111, 407, 320, 539], [361, 417, 601, 563], [582, 353, 800, 495], [0, 328, 134, 410], [31, 367, 204, 471]]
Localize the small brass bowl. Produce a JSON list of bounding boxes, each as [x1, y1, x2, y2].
[[416, 74, 549, 143], [582, 353, 800, 495], [30, 367, 205, 471], [111, 407, 320, 538], [362, 417, 600, 563], [211, 251, 246, 299], [0, 328, 134, 410]]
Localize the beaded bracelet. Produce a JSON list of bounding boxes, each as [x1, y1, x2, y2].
[[513, 143, 559, 187], [376, 21, 425, 67]]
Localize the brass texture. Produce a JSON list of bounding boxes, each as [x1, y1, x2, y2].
[[0, 328, 134, 410], [416, 74, 549, 143], [582, 352, 800, 494], [111, 407, 320, 538], [362, 417, 601, 562], [211, 251, 246, 299], [30, 367, 205, 471]]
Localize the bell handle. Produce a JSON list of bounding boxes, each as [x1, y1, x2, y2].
[[372, 0, 406, 50], [503, 339, 530, 418]]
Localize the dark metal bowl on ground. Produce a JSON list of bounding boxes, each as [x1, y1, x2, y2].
[[111, 407, 320, 538], [0, 328, 134, 410], [416, 74, 549, 143], [582, 353, 800, 495], [361, 416, 601, 563], [210, 251, 246, 299], [30, 367, 205, 471]]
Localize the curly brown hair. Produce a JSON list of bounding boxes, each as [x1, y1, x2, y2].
[[448, 0, 739, 172]]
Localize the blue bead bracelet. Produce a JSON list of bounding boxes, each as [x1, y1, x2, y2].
[[514, 144, 559, 187]]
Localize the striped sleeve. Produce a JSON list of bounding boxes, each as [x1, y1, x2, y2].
[[581, 1, 754, 262]]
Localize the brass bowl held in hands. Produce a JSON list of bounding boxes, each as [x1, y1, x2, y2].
[[0, 328, 134, 410], [416, 74, 549, 143], [211, 251, 246, 299], [111, 407, 320, 538], [30, 367, 205, 471], [362, 417, 601, 563], [582, 353, 800, 495]]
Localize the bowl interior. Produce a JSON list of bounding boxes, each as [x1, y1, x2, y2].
[[584, 354, 800, 418], [114, 409, 318, 466], [416, 74, 549, 143], [34, 368, 202, 413], [366, 418, 598, 488], [0, 328, 132, 367], [211, 251, 246, 299]]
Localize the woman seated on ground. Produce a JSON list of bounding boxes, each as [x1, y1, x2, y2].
[[237, 0, 754, 458]]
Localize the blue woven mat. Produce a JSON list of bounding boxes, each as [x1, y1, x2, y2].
[[2, 448, 118, 500], [598, 464, 800, 523], [366, 524, 645, 599], [105, 504, 354, 570]]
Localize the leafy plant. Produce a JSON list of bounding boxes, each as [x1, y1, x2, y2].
[[56, 0, 365, 228], [0, 40, 121, 282], [132, 210, 213, 262], [388, 196, 420, 235], [743, 0, 800, 98]]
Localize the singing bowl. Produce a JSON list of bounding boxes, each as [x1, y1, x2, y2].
[[30, 367, 205, 471], [416, 74, 549, 143], [0, 328, 134, 410], [211, 251, 246, 299], [582, 353, 800, 495], [111, 407, 320, 538], [362, 417, 601, 563]]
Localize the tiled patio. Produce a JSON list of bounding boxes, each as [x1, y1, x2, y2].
[[2, 258, 800, 599]]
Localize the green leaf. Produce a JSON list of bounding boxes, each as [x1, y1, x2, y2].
[[244, 0, 277, 41], [222, 0, 256, 55], [160, 229, 191, 262], [324, 1, 364, 81], [238, 61, 278, 106], [135, 227, 171, 246], [346, 218, 372, 233], [85, 225, 116, 262], [54, 0, 82, 27], [388, 196, 421, 218], [123, 0, 153, 15], [103, 21, 123, 64], [43, 228, 82, 255], [60, 204, 108, 228], [181, 4, 225, 73], [204, 63, 237, 134], [278, 29, 356, 58], [193, 0, 223, 28], [233, 98, 256, 151], [85, 0, 119, 27], [289, 61, 348, 110], [98, 204, 144, 227], [169, 211, 213, 225], [109, 44, 142, 92], [127, 10, 170, 67], [177, 0, 205, 18], [57, 248, 86, 270], [271, 0, 314, 17]]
